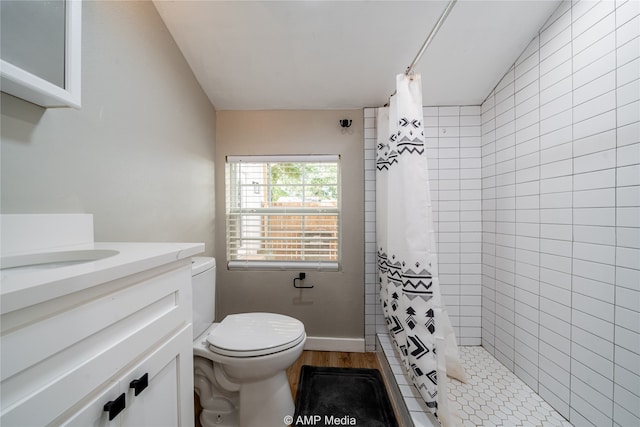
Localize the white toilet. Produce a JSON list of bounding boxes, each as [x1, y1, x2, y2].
[[191, 257, 306, 427]]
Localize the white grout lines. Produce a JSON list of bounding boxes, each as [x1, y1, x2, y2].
[[379, 332, 572, 427]]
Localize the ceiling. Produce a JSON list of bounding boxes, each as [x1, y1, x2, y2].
[[153, 1, 561, 110]]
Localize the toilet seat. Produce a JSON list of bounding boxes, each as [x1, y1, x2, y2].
[[207, 313, 305, 357]]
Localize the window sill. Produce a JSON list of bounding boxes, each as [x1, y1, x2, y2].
[[227, 260, 339, 271]]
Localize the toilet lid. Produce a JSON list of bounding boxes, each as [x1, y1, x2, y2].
[[207, 313, 305, 357]]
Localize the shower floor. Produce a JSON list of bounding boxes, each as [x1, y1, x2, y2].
[[377, 333, 573, 427]]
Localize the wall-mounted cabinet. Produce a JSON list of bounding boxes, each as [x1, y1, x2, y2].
[[0, 0, 81, 108]]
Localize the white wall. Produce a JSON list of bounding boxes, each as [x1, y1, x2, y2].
[[1, 1, 216, 254], [365, 106, 484, 351], [481, 0, 639, 425]]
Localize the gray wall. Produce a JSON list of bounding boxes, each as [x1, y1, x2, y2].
[[1, 1, 216, 254], [215, 110, 364, 340]]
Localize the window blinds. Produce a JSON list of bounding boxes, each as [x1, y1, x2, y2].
[[226, 155, 340, 270]]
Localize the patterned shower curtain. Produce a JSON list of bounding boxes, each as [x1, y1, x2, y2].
[[376, 74, 460, 426]]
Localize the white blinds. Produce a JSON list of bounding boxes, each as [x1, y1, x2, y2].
[[226, 156, 340, 269]]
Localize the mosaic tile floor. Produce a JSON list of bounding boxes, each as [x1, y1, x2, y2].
[[449, 346, 572, 427], [378, 334, 573, 427]]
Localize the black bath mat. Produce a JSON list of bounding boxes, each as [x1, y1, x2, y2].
[[293, 365, 398, 427]]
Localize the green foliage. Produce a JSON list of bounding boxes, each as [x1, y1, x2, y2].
[[269, 162, 337, 203]]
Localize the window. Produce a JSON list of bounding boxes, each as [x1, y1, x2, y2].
[[226, 155, 340, 270]]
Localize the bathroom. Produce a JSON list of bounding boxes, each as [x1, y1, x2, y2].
[[1, 1, 638, 426]]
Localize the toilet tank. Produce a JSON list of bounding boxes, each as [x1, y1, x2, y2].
[[191, 257, 216, 339]]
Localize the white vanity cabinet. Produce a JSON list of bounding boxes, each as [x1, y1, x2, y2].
[[0, 259, 195, 426]]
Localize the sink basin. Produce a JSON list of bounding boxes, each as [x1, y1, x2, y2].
[[0, 249, 120, 270]]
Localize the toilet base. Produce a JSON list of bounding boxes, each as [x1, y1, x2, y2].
[[194, 323, 304, 427], [195, 366, 294, 427], [194, 354, 240, 427], [200, 406, 239, 427], [238, 371, 294, 427]]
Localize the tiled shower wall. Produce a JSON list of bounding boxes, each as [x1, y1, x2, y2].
[[480, 0, 640, 426], [364, 106, 483, 351], [364, 109, 377, 352]]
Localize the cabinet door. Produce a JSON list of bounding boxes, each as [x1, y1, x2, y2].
[[56, 326, 193, 427], [0, 0, 81, 107], [120, 326, 194, 427], [61, 381, 121, 427]]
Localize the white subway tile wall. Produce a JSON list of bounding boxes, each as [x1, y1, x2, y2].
[[363, 106, 483, 352], [481, 0, 640, 425], [364, 107, 377, 351]]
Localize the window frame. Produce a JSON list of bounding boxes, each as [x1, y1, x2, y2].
[[225, 154, 341, 271]]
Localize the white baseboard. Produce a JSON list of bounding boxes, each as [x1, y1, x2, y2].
[[303, 336, 365, 352]]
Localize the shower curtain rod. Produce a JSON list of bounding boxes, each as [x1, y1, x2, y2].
[[405, 0, 457, 76], [385, 0, 457, 106]]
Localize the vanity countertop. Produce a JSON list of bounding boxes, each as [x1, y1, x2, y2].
[[1, 242, 204, 315]]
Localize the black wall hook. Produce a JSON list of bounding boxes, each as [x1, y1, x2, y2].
[[339, 119, 352, 128], [293, 272, 314, 289]]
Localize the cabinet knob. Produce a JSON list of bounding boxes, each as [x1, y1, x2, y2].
[[129, 373, 149, 396], [103, 393, 126, 421]]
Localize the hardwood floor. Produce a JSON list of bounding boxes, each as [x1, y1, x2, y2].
[[286, 351, 382, 399]]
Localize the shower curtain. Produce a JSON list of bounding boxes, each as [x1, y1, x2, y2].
[[377, 74, 464, 426]]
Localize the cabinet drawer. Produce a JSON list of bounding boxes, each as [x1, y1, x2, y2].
[[0, 263, 192, 425]]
